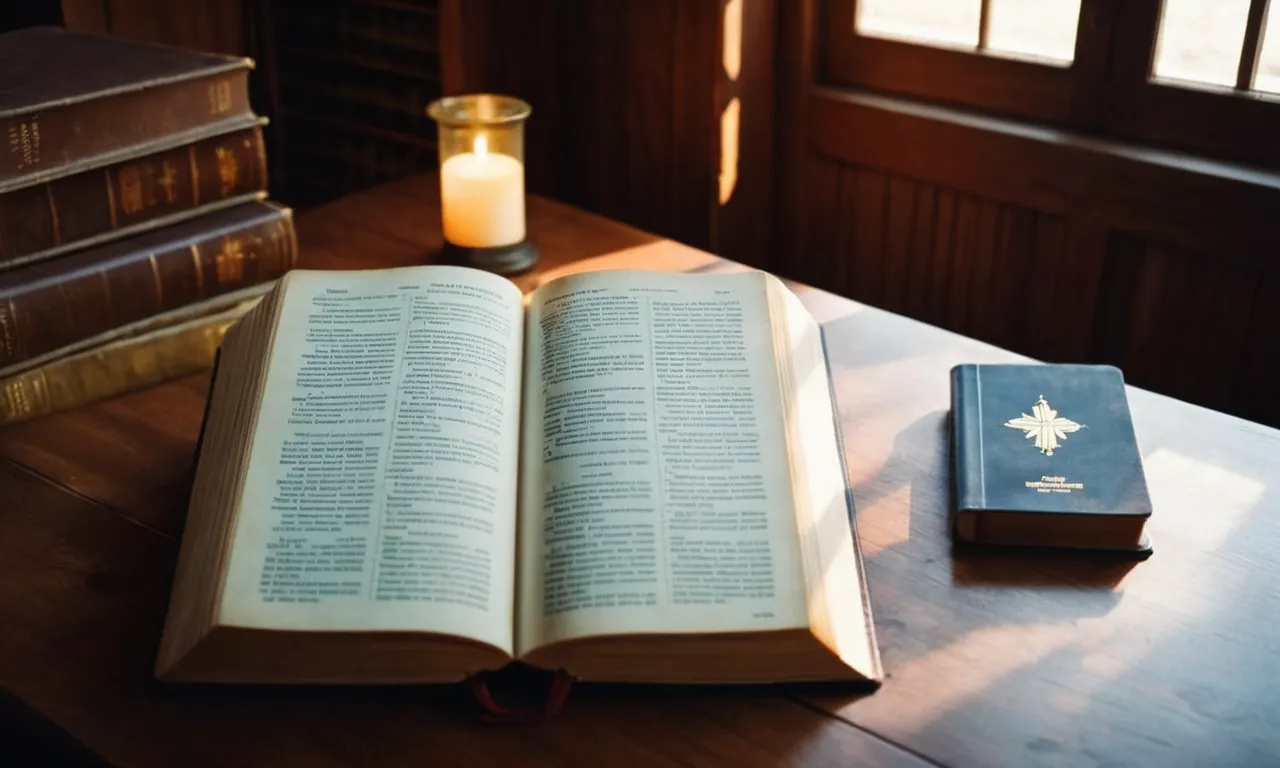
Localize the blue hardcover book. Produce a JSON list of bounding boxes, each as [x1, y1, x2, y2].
[[949, 363, 1153, 557]]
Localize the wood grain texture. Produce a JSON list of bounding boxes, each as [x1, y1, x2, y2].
[[2, 173, 1279, 767], [103, 0, 243, 54], [808, 88, 1280, 272], [57, 0, 109, 33], [1092, 236, 1265, 423], [774, 0, 818, 278], [796, 160, 1102, 364]]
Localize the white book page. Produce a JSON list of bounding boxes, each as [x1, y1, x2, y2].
[[516, 270, 809, 655], [219, 266, 523, 654]]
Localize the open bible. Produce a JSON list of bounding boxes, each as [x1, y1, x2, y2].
[[156, 265, 883, 690]]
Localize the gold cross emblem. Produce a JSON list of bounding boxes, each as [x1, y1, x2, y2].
[[1003, 395, 1084, 456]]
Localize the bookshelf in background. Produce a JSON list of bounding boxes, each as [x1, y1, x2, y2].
[[249, 0, 444, 210]]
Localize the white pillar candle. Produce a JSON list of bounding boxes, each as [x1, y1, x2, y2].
[[439, 135, 526, 248]]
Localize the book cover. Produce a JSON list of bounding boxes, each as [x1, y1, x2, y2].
[[0, 119, 268, 269], [950, 363, 1153, 556], [0, 26, 254, 188], [0, 201, 296, 372]]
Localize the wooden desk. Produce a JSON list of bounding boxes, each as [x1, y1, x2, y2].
[[2, 175, 1277, 767]]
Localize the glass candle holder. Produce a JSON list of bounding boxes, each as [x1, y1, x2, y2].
[[427, 94, 538, 275]]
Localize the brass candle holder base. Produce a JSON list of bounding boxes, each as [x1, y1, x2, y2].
[[440, 239, 539, 276]]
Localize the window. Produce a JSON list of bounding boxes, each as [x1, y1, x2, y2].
[[1152, 0, 1252, 88], [823, 0, 1280, 169], [855, 0, 1082, 65]]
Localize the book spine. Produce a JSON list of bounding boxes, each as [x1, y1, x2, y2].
[[0, 305, 247, 426], [0, 124, 269, 269], [0, 68, 253, 185], [951, 364, 987, 517], [0, 207, 296, 370]]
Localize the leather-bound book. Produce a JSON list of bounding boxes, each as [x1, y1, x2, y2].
[[0, 120, 268, 270], [0, 286, 267, 426], [0, 201, 297, 373], [950, 363, 1154, 557], [0, 26, 254, 188]]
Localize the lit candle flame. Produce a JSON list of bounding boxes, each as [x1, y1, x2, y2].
[[474, 133, 488, 160]]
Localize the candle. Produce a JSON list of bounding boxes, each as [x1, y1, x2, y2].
[[439, 134, 526, 248]]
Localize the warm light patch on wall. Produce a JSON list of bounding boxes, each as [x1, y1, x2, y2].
[[719, 97, 740, 205], [723, 0, 742, 80], [718, 0, 743, 206]]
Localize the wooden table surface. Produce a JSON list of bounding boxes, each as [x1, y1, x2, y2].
[[2, 175, 1277, 768]]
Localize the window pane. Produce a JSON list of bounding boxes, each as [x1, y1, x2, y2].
[[985, 0, 1082, 63], [1253, 2, 1280, 93], [1153, 0, 1251, 88], [856, 0, 981, 49]]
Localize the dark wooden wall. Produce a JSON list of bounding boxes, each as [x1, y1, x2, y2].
[[57, 0, 775, 268], [60, 0, 243, 55], [252, 0, 443, 207], [454, 0, 777, 267], [777, 0, 1280, 428]]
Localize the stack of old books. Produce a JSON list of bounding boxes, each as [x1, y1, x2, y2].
[[0, 26, 298, 426]]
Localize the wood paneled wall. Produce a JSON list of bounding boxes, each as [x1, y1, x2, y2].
[[454, 0, 776, 267], [57, 1, 776, 267], [795, 162, 1086, 362], [60, 0, 244, 55], [794, 149, 1280, 426]]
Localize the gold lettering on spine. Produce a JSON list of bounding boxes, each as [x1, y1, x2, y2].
[[148, 253, 164, 307], [215, 238, 245, 283], [104, 168, 119, 229], [118, 164, 145, 215], [1, 371, 51, 425], [1, 380, 31, 421], [45, 183, 61, 246], [207, 79, 233, 115], [215, 146, 239, 196], [7, 118, 41, 170], [191, 244, 205, 298], [188, 144, 200, 206], [157, 161, 179, 204]]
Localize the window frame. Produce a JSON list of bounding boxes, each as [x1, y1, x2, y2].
[[823, 0, 1111, 128], [1101, 0, 1280, 168], [822, 0, 1280, 170]]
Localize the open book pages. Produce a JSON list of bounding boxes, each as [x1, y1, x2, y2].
[[155, 265, 882, 687]]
